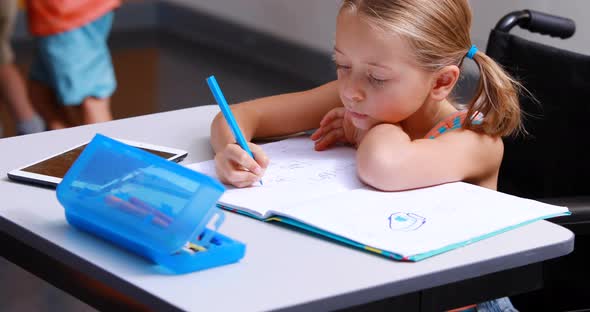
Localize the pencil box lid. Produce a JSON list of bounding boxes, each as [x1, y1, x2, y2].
[[56, 134, 245, 273]]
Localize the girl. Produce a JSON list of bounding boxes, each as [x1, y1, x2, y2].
[[211, 0, 521, 310]]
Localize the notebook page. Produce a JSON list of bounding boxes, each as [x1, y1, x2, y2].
[[186, 136, 365, 218], [282, 182, 569, 259]]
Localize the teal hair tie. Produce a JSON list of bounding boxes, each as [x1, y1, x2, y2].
[[466, 44, 478, 60]]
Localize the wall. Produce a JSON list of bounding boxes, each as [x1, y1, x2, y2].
[[16, 1, 589, 55], [167, 0, 590, 55], [166, 0, 340, 53]]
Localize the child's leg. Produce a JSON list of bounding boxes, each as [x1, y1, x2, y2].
[[82, 97, 113, 123], [0, 0, 45, 134], [0, 64, 39, 123], [63, 96, 113, 126], [27, 79, 69, 130]]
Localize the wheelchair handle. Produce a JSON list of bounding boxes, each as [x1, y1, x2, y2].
[[495, 10, 575, 39]]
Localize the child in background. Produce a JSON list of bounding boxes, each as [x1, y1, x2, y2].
[[0, 0, 44, 136], [25, 0, 121, 129], [211, 0, 521, 310]]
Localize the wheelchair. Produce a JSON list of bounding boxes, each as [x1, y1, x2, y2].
[[485, 9, 590, 311]]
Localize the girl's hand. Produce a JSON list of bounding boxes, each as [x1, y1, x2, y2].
[[310, 107, 366, 150], [214, 142, 269, 188]]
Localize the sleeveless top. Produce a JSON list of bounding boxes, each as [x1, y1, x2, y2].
[[424, 111, 483, 139]]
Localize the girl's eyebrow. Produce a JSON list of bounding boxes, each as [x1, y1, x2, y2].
[[334, 46, 393, 71], [367, 62, 393, 71]]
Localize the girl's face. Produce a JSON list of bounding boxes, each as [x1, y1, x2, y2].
[[334, 10, 435, 130]]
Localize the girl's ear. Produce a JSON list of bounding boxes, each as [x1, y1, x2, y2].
[[429, 65, 460, 101]]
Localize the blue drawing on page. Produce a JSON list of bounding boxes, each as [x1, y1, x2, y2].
[[388, 212, 426, 231]]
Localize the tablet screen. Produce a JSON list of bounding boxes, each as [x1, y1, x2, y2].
[[19, 144, 178, 179], [8, 138, 188, 188]]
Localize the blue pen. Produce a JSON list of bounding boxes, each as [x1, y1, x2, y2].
[[206, 75, 263, 185]]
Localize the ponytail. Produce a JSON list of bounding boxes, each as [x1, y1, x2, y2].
[[463, 50, 523, 137]]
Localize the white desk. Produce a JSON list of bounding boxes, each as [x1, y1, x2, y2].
[[0, 106, 574, 311]]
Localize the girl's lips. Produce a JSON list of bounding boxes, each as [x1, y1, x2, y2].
[[348, 110, 368, 119]]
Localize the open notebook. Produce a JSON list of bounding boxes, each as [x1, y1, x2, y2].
[[187, 136, 570, 261]]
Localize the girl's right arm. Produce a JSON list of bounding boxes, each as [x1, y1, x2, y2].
[[210, 80, 342, 187]]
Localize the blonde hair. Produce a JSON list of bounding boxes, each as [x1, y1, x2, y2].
[[340, 0, 522, 136]]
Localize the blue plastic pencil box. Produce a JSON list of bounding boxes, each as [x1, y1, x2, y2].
[[56, 134, 245, 274]]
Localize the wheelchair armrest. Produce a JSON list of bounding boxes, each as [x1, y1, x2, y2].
[[539, 196, 590, 235], [495, 10, 575, 39]]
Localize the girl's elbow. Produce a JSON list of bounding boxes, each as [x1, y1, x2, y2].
[[356, 152, 407, 191]]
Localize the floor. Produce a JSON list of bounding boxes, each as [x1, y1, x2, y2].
[[0, 28, 316, 311]]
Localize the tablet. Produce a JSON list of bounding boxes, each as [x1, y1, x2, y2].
[[7, 138, 189, 188]]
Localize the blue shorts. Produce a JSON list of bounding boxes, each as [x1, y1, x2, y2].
[[30, 12, 117, 106]]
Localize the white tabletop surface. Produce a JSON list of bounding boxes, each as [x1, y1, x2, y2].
[[0, 105, 574, 311]]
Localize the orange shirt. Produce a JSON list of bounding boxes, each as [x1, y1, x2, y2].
[[25, 0, 121, 36]]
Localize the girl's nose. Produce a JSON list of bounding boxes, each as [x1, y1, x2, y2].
[[341, 76, 364, 103]]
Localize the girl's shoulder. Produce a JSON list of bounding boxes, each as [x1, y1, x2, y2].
[[422, 114, 503, 190]]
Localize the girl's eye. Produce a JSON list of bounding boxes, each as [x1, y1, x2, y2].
[[335, 64, 351, 71], [368, 75, 387, 86]]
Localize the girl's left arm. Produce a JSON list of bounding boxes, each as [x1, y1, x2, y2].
[[356, 124, 503, 191]]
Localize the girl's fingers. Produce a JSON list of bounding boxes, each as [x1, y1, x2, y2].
[[314, 107, 346, 141], [214, 144, 264, 187], [225, 144, 263, 174], [248, 142, 270, 170], [310, 127, 323, 140], [314, 128, 345, 151], [319, 107, 345, 126], [312, 118, 344, 141], [225, 169, 260, 187], [323, 118, 344, 134], [215, 152, 260, 187]]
